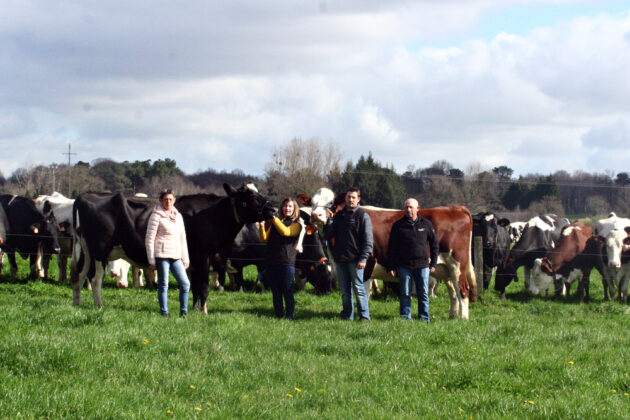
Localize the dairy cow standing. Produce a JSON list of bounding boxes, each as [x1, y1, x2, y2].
[[298, 188, 476, 320], [594, 213, 630, 302], [33, 192, 74, 281], [175, 184, 275, 313], [472, 212, 511, 290], [495, 214, 570, 299], [0, 195, 61, 278], [530, 222, 604, 300]]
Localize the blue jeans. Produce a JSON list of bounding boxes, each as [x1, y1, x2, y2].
[[266, 264, 295, 319], [336, 262, 370, 320], [398, 266, 430, 322], [156, 258, 190, 315]]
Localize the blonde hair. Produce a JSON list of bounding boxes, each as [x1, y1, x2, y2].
[[280, 197, 300, 221]]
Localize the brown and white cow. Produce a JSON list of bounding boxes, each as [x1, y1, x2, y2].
[[530, 222, 604, 301], [298, 188, 476, 320]]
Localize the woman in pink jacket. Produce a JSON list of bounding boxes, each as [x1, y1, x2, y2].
[[145, 189, 190, 317]]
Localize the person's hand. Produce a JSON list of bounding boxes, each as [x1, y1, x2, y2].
[[184, 262, 190, 269], [430, 267, 436, 273], [357, 261, 366, 269], [149, 264, 156, 270], [389, 270, 396, 278]]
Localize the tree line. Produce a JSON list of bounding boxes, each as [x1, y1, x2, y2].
[[1, 138, 628, 217]]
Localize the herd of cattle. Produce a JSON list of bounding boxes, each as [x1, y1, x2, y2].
[[0, 184, 629, 320]]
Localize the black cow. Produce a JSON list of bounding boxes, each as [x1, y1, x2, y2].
[[175, 183, 275, 313], [0, 204, 9, 273], [495, 214, 570, 299], [71, 192, 155, 307], [227, 210, 333, 294], [472, 212, 511, 290], [0, 195, 61, 278]]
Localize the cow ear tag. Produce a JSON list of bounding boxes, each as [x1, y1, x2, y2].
[[60, 226, 66, 232], [32, 227, 39, 234]]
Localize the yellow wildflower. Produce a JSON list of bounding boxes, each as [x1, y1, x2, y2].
[[207, 403, 213, 407], [295, 387, 301, 392], [525, 400, 535, 405], [442, 386, 447, 391], [189, 385, 196, 389], [286, 394, 294, 398], [143, 339, 149, 345], [568, 361, 574, 365], [194, 407, 202, 411], [458, 407, 464, 412], [166, 410, 173, 415], [611, 389, 617, 393]]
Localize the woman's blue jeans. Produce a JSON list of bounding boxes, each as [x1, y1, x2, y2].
[[156, 258, 190, 315], [398, 266, 430, 322], [336, 262, 370, 320]]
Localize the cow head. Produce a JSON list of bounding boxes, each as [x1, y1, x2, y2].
[[603, 225, 630, 268], [528, 257, 555, 295], [224, 182, 275, 223], [297, 209, 333, 294], [35, 209, 61, 255], [297, 187, 340, 224], [473, 213, 508, 249]]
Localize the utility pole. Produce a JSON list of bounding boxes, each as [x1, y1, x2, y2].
[[51, 163, 57, 192], [62, 143, 76, 197]]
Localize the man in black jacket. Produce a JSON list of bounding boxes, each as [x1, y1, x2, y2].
[[324, 187, 373, 321], [387, 198, 438, 322]]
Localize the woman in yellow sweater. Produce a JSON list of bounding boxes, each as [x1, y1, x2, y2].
[[260, 197, 302, 319]]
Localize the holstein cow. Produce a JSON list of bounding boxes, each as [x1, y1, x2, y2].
[[594, 213, 630, 302], [0, 204, 9, 272], [508, 221, 527, 244], [0, 195, 61, 278], [227, 210, 333, 294], [495, 214, 570, 299], [175, 183, 275, 313], [472, 212, 511, 290], [298, 188, 476, 320], [71, 192, 156, 307], [530, 222, 604, 301], [33, 192, 74, 281]]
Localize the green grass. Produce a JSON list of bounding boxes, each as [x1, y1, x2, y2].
[[1, 258, 630, 419]]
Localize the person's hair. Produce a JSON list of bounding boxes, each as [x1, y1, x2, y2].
[[159, 189, 175, 200], [280, 197, 300, 221], [347, 187, 361, 196]]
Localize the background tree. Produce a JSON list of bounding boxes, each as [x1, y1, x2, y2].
[[335, 153, 406, 208], [264, 137, 342, 199]]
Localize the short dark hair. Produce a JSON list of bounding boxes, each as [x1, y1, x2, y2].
[[159, 189, 175, 200], [347, 187, 361, 196]]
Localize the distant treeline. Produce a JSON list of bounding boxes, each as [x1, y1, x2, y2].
[[1, 141, 629, 217]]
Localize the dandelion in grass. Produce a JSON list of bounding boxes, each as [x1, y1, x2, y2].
[[624, 393, 629, 397], [611, 389, 617, 393], [286, 394, 294, 398], [295, 387, 301, 393], [318, 389, 324, 393], [243, 394, 248, 399], [472, 347, 477, 350], [442, 386, 447, 391], [189, 385, 196, 389], [433, 372, 438, 375], [525, 401, 535, 405], [625, 373, 628, 377], [568, 361, 574, 365], [207, 403, 213, 407], [458, 407, 464, 412], [194, 407, 202, 411], [166, 410, 173, 415], [143, 339, 149, 345]]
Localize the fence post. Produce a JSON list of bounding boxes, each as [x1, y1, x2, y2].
[[473, 236, 483, 296]]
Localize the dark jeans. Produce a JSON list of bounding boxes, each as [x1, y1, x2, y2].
[[267, 264, 295, 319]]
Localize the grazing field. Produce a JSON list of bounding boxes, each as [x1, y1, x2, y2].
[[1, 257, 630, 419]]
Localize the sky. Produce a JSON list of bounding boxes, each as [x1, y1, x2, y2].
[[2, 0, 630, 178]]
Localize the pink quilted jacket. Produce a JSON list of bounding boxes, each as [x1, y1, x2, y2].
[[145, 204, 189, 266]]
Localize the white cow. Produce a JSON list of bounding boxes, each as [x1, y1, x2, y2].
[[107, 259, 155, 288], [595, 213, 630, 302]]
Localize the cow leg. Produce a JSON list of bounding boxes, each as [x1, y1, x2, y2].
[[58, 255, 68, 283], [523, 266, 531, 292], [7, 252, 18, 278], [482, 264, 492, 290], [30, 252, 45, 279], [428, 276, 437, 298], [619, 274, 629, 304], [132, 266, 144, 288], [191, 256, 210, 314], [91, 261, 106, 308]]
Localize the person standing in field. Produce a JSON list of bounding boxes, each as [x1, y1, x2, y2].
[[324, 187, 373, 322], [387, 198, 438, 322], [145, 189, 190, 317], [259, 197, 303, 319]]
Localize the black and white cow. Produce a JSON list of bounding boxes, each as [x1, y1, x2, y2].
[[508, 221, 526, 244], [33, 192, 74, 281], [175, 183, 275, 313], [227, 210, 333, 294], [71, 192, 155, 307], [472, 212, 511, 290], [0, 204, 9, 272], [0, 194, 61, 278], [494, 214, 570, 299]]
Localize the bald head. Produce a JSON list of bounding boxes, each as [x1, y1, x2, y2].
[[404, 198, 420, 220]]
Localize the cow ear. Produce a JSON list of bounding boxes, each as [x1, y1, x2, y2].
[[30, 224, 39, 235], [305, 225, 318, 235], [43, 201, 52, 215], [625, 226, 630, 236], [296, 194, 312, 206], [223, 183, 236, 197], [498, 218, 511, 227]]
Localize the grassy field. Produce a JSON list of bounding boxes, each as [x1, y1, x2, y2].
[[1, 257, 630, 419]]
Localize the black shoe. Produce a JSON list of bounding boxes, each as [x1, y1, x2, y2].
[[180, 312, 187, 318]]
